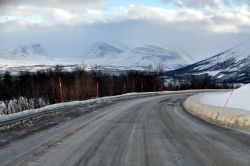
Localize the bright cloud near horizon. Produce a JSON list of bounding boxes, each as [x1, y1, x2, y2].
[[0, 0, 250, 60]]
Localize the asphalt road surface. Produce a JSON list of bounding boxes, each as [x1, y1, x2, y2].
[[0, 93, 250, 166]]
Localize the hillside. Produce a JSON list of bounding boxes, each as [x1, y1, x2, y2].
[[166, 40, 250, 83]]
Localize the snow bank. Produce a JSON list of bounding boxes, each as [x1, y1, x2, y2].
[[0, 91, 174, 126], [191, 84, 250, 111], [0, 97, 47, 115], [184, 84, 250, 129]]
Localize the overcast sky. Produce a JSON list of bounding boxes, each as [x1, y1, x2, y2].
[[0, 0, 250, 60]]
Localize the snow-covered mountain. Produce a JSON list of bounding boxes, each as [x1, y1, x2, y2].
[[0, 43, 49, 59], [83, 42, 194, 70], [0, 42, 194, 74], [86, 42, 125, 59], [167, 40, 250, 83], [0, 43, 54, 66], [0, 43, 81, 74]]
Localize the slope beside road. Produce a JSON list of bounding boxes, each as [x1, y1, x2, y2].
[[0, 93, 249, 166]]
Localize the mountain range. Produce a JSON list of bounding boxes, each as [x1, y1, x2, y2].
[[0, 42, 194, 74], [0, 40, 250, 83]]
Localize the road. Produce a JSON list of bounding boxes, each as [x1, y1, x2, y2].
[[0, 93, 250, 166]]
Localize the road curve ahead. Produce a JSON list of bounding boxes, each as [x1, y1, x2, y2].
[[0, 93, 250, 166]]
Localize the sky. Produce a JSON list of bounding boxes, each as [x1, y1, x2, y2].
[[0, 0, 250, 60]]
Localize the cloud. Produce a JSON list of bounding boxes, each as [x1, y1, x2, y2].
[[1, 1, 249, 32], [161, 0, 250, 9], [0, 2, 249, 60], [161, 0, 219, 8], [107, 5, 250, 34], [0, 0, 106, 9], [1, 4, 250, 34], [1, 15, 247, 60]]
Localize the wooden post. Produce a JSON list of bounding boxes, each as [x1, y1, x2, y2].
[[224, 90, 234, 108], [132, 81, 135, 92], [141, 81, 144, 92], [59, 77, 64, 103], [123, 83, 126, 94], [96, 81, 99, 98]]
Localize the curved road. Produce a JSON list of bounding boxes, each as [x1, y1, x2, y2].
[[0, 93, 250, 166]]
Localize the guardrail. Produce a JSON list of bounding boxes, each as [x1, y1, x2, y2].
[[0, 103, 88, 128], [0, 92, 162, 128], [0, 90, 223, 128]]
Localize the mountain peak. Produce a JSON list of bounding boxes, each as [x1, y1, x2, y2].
[[83, 42, 194, 70], [0, 43, 52, 65], [9, 43, 47, 58], [86, 42, 124, 59], [31, 43, 44, 53]]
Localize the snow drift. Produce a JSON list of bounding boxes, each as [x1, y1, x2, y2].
[[191, 83, 250, 111], [184, 84, 250, 129]]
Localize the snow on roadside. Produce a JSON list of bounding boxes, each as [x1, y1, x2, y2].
[[0, 97, 48, 115], [0, 89, 222, 125], [191, 84, 250, 111], [0, 92, 157, 122], [0, 90, 204, 123]]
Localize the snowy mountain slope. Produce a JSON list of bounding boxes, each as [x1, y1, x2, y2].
[[0, 44, 82, 69], [0, 44, 55, 66], [86, 42, 125, 59], [167, 40, 250, 83], [130, 45, 193, 66], [83, 43, 194, 70], [0, 44, 49, 59]]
